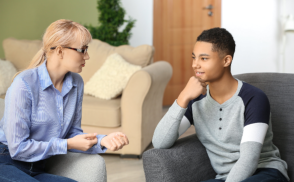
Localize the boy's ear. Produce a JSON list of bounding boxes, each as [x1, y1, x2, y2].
[[223, 55, 232, 68]]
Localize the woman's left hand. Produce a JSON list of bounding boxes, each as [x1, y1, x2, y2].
[[100, 132, 129, 151]]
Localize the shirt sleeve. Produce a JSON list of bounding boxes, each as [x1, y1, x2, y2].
[[4, 78, 67, 162], [225, 89, 270, 182], [65, 81, 107, 154]]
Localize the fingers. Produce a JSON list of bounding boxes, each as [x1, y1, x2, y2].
[[88, 137, 98, 146], [113, 137, 123, 149], [116, 133, 129, 145], [84, 133, 97, 139], [110, 138, 118, 151]]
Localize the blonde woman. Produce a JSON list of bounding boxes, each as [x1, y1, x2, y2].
[[0, 19, 129, 181]]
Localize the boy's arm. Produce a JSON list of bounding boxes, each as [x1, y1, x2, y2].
[[225, 123, 268, 182], [152, 76, 206, 149], [225, 90, 270, 182], [152, 100, 191, 149]]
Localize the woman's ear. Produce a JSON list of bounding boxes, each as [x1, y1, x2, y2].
[[223, 55, 232, 68], [56, 46, 64, 59]]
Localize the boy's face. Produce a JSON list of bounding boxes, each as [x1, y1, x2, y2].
[[192, 41, 228, 82]]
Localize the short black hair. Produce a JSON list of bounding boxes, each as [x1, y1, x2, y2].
[[197, 27, 236, 59]]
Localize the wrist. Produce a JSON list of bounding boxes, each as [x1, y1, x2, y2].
[[100, 137, 105, 148], [67, 139, 72, 150], [177, 93, 190, 108]]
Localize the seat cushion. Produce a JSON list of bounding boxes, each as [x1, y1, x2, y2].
[[0, 95, 5, 99], [80, 39, 154, 83], [3, 38, 42, 71], [82, 95, 121, 127]]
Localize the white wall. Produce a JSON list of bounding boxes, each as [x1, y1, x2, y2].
[[222, 0, 294, 75], [119, 0, 294, 74], [120, 0, 153, 47]]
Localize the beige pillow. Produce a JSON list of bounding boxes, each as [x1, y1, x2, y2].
[[0, 59, 17, 95], [84, 53, 142, 100], [80, 39, 154, 83]]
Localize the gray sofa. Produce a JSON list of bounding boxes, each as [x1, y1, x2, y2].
[[0, 98, 107, 182], [143, 73, 294, 182]]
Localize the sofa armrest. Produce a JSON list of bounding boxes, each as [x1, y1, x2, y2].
[[45, 152, 106, 182], [121, 61, 172, 155], [143, 134, 216, 182]]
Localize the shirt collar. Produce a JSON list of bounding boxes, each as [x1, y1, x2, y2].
[[38, 60, 77, 91]]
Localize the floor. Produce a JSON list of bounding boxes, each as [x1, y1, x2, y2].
[[100, 106, 196, 182]]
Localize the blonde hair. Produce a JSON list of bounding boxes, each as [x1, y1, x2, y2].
[[13, 19, 92, 80]]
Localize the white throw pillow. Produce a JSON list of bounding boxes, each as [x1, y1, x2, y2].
[[0, 59, 17, 95], [84, 53, 142, 100]]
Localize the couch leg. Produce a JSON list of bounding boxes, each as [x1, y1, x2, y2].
[[120, 154, 142, 159]]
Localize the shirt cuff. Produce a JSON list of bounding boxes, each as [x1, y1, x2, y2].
[[96, 134, 107, 153], [169, 100, 188, 120], [54, 138, 68, 155]]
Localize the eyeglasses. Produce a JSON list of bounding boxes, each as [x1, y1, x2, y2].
[[50, 46, 88, 55]]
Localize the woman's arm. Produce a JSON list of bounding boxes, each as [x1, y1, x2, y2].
[[65, 80, 107, 154], [4, 78, 67, 162]]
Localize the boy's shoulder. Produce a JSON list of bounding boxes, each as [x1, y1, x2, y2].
[[238, 81, 269, 105]]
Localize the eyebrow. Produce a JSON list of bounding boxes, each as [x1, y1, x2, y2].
[[192, 53, 210, 57]]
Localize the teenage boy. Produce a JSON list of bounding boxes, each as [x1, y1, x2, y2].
[[152, 28, 289, 182]]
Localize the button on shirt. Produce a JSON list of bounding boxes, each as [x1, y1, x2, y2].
[[0, 60, 107, 162]]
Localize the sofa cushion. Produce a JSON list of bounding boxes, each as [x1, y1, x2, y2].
[[80, 39, 154, 83], [0, 98, 4, 119], [84, 53, 141, 100], [0, 95, 5, 99], [0, 60, 17, 95], [3, 38, 42, 71], [82, 95, 121, 127]]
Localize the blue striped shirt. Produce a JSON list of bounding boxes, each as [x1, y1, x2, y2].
[[0, 60, 107, 162]]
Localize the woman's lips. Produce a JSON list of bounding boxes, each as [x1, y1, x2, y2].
[[81, 63, 85, 67]]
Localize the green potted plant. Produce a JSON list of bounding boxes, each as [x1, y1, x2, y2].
[[86, 0, 136, 46]]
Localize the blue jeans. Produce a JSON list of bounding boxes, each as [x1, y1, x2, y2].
[[0, 143, 76, 182], [202, 168, 288, 182]]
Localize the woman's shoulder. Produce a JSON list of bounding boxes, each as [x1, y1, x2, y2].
[[13, 68, 39, 87]]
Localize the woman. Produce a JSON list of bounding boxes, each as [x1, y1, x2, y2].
[[0, 19, 129, 181]]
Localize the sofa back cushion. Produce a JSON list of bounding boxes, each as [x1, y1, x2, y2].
[[3, 38, 154, 83], [3, 38, 42, 71], [234, 73, 294, 180], [80, 39, 154, 83]]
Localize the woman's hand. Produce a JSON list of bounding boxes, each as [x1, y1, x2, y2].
[[100, 132, 129, 151], [177, 76, 207, 108], [67, 133, 98, 151]]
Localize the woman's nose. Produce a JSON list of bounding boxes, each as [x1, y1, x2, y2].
[[84, 52, 90, 60]]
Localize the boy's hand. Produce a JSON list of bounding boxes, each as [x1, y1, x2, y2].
[[67, 133, 98, 151], [177, 76, 207, 108], [100, 132, 129, 151]]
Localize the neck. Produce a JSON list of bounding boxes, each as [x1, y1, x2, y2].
[[208, 71, 238, 104], [46, 59, 67, 89]]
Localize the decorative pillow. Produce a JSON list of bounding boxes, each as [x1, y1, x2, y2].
[[84, 53, 142, 100], [0, 59, 17, 95]]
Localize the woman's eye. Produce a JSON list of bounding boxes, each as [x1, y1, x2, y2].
[[192, 57, 195, 59], [202, 57, 208, 60]]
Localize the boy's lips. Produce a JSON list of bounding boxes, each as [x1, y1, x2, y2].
[[195, 71, 205, 77]]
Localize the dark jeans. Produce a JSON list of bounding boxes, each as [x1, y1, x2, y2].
[[202, 168, 288, 182], [0, 143, 76, 182]]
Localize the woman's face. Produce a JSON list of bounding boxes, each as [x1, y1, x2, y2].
[[61, 40, 90, 73]]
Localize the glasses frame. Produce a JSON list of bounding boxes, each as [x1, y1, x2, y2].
[[50, 46, 88, 55]]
